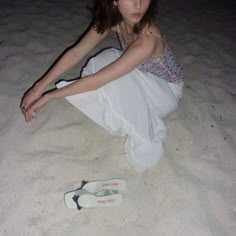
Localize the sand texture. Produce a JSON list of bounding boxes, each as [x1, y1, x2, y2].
[[0, 0, 236, 235]]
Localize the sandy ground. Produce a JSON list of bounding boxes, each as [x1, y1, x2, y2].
[[0, 0, 236, 235]]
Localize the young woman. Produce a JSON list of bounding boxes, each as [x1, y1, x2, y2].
[[20, 0, 184, 172]]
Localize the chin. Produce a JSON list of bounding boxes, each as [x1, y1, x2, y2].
[[129, 17, 142, 25], [132, 15, 144, 23]]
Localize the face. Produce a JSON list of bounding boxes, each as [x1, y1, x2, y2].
[[115, 0, 151, 26]]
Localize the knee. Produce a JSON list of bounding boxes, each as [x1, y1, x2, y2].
[[94, 48, 119, 65], [83, 48, 119, 74]]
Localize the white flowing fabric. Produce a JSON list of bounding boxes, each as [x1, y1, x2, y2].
[[56, 48, 183, 172]]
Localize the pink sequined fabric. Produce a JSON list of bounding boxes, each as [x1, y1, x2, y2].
[[117, 31, 184, 84]]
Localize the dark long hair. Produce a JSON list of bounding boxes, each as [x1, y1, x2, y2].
[[92, 0, 158, 34]]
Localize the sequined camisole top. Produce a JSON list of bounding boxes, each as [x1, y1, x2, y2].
[[116, 25, 184, 84]]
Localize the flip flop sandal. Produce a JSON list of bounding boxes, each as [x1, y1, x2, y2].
[[64, 189, 123, 209], [80, 178, 126, 193]]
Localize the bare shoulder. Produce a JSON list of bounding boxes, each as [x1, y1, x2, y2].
[[131, 24, 161, 53], [126, 35, 155, 60], [144, 23, 162, 37], [138, 23, 165, 58]]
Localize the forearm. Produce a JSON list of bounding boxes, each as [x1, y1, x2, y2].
[[35, 49, 82, 92], [47, 74, 102, 100], [34, 28, 108, 94], [46, 39, 154, 101]]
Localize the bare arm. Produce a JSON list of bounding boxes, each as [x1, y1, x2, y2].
[[25, 34, 158, 122], [48, 35, 156, 98], [21, 26, 108, 116], [36, 27, 108, 92]]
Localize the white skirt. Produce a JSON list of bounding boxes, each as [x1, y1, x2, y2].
[[56, 48, 184, 172]]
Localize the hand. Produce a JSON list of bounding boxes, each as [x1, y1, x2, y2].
[[20, 87, 42, 114], [24, 94, 51, 123]]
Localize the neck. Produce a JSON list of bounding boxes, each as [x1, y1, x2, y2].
[[123, 21, 134, 35]]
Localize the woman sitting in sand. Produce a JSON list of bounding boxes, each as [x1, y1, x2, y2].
[[21, 0, 184, 172]]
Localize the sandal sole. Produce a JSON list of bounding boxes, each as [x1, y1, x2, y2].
[[81, 179, 126, 193], [64, 191, 123, 209]]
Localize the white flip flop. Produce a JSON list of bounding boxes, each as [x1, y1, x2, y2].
[[64, 189, 123, 209], [80, 179, 126, 193]]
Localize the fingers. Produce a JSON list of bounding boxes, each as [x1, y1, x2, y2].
[[20, 101, 31, 122], [26, 105, 38, 122], [21, 103, 37, 123], [20, 89, 41, 116], [20, 92, 41, 122], [20, 101, 28, 112], [21, 106, 29, 117], [20, 105, 28, 121], [27, 108, 37, 122], [21, 93, 49, 123], [25, 110, 34, 123], [23, 107, 30, 123], [25, 101, 45, 123], [20, 98, 30, 120]]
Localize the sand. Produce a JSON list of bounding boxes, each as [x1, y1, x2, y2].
[[0, 0, 236, 235]]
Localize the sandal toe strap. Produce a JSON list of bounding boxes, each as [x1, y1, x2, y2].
[[72, 195, 82, 210]]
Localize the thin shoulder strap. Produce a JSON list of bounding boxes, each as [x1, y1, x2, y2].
[[141, 31, 163, 39], [117, 24, 121, 33], [117, 24, 126, 48], [117, 24, 123, 38]]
